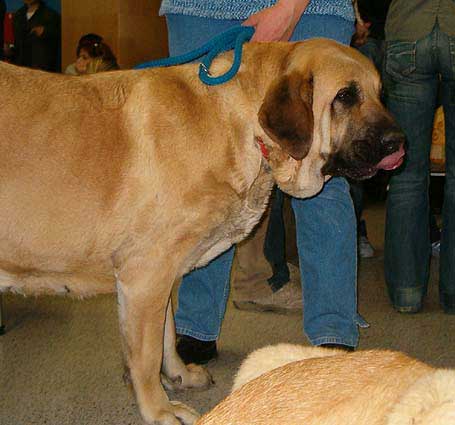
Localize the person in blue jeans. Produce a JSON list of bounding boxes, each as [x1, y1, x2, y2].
[[383, 0, 455, 314], [160, 0, 367, 364]]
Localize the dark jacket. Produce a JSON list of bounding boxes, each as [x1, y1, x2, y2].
[[13, 1, 61, 71], [357, 0, 391, 41], [0, 0, 5, 60]]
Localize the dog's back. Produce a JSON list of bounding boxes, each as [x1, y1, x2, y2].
[[232, 343, 344, 391], [198, 347, 455, 425]]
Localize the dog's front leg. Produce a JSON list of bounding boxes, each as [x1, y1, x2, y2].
[[161, 297, 213, 391], [116, 261, 199, 425]]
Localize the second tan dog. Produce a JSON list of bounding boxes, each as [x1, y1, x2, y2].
[[0, 39, 404, 424], [197, 344, 455, 425]]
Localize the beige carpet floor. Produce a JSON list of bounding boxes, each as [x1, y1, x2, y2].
[[1, 201, 454, 424]]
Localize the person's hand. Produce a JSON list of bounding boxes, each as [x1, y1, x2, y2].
[[242, 0, 309, 42], [30, 26, 45, 37], [351, 21, 371, 47]]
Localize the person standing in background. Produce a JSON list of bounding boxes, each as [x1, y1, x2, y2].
[[0, 0, 5, 60], [349, 0, 392, 259], [12, 0, 60, 71], [383, 0, 455, 314], [352, 0, 390, 71], [160, 0, 366, 365]]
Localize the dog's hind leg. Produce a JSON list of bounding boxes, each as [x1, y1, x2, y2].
[[116, 260, 200, 425], [161, 297, 213, 391]]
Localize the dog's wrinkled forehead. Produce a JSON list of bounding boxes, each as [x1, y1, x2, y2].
[[288, 39, 381, 101]]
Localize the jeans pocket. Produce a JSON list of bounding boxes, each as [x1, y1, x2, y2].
[[385, 41, 416, 81]]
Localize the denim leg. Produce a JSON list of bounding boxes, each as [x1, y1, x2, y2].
[[292, 177, 360, 347], [166, 16, 241, 341], [440, 95, 455, 308], [357, 38, 385, 73], [175, 247, 235, 340], [439, 34, 455, 310], [384, 36, 439, 310]]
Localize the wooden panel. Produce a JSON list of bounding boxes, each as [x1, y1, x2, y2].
[[118, 4, 168, 69]]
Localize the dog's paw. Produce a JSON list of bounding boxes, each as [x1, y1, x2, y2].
[[171, 401, 200, 424], [145, 401, 199, 425], [161, 363, 213, 391]]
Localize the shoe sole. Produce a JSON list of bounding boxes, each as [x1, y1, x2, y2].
[[233, 300, 301, 315], [180, 353, 218, 366]]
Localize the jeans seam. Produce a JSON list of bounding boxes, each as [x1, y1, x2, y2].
[[175, 327, 218, 341], [389, 285, 426, 293], [311, 336, 356, 347], [218, 273, 231, 331]]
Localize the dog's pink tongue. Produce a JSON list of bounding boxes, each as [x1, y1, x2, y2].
[[377, 145, 405, 170]]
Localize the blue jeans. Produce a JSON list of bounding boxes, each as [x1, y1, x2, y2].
[[168, 14, 364, 346], [384, 24, 455, 312], [357, 37, 385, 74]]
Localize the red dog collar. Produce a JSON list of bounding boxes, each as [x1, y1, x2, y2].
[[256, 137, 269, 160]]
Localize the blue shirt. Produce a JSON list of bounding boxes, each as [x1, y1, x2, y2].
[[160, 0, 355, 22]]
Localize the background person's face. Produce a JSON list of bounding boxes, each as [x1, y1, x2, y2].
[[75, 48, 92, 74]]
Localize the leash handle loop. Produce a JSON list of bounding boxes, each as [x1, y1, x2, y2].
[[198, 26, 254, 85], [134, 26, 255, 86]]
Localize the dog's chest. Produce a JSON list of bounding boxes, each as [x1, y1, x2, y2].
[[234, 165, 274, 233], [194, 166, 273, 268]]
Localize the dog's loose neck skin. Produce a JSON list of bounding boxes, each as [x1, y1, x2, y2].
[[238, 42, 326, 199], [204, 42, 326, 199]]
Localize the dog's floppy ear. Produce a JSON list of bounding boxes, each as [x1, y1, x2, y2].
[[258, 72, 313, 160]]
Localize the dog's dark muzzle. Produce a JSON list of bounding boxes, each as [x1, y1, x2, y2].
[[321, 128, 406, 181], [375, 130, 406, 171]]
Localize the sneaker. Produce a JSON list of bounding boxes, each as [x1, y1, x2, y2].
[[358, 235, 375, 258], [176, 335, 218, 365], [233, 283, 302, 315]]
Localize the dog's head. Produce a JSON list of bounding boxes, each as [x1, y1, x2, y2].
[[258, 39, 405, 197]]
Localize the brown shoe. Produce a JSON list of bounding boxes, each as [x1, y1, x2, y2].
[[233, 283, 302, 315]]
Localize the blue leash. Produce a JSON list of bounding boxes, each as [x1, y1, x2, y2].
[[134, 26, 255, 86]]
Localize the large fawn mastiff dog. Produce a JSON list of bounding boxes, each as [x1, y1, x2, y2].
[[0, 39, 404, 424]]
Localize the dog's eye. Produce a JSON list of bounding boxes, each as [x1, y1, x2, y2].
[[334, 84, 359, 107]]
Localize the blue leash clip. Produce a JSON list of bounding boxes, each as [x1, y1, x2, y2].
[[134, 26, 255, 86]]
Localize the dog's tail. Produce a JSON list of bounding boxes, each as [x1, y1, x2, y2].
[[232, 343, 344, 392]]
